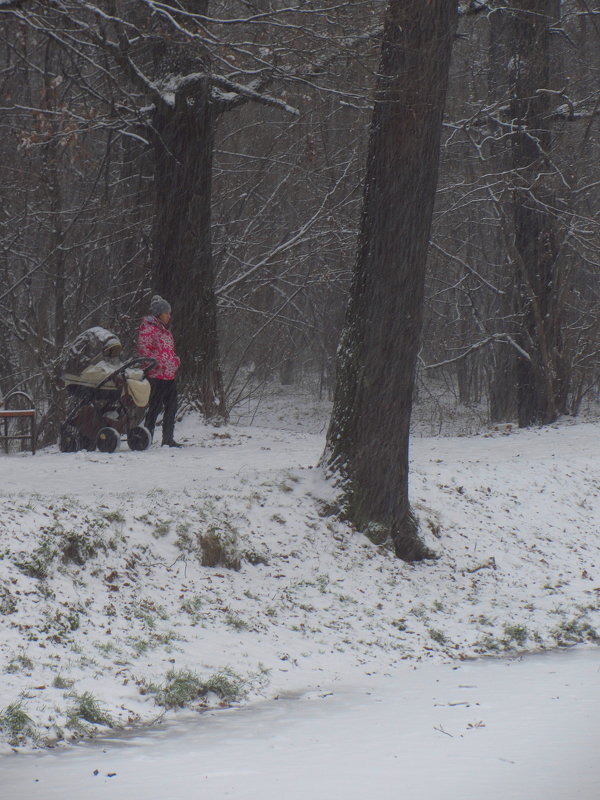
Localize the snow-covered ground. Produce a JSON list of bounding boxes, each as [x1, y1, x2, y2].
[[1, 387, 599, 797]]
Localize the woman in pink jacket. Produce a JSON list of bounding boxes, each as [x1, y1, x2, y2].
[[137, 295, 182, 447]]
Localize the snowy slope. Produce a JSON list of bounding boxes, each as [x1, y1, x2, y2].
[[1, 398, 599, 755]]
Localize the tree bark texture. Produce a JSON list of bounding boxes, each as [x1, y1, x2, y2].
[[149, 39, 227, 421], [508, 0, 566, 426], [487, 7, 518, 423], [324, 0, 458, 561]]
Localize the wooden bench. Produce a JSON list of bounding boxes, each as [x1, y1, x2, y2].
[[0, 391, 36, 455]]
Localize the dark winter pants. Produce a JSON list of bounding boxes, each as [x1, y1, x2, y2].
[[144, 378, 178, 443]]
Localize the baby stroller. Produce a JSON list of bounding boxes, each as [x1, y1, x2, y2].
[[59, 326, 156, 453]]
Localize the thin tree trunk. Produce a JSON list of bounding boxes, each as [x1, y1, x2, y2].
[[487, 7, 517, 423]]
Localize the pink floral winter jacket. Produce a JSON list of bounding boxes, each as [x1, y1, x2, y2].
[[137, 315, 181, 380]]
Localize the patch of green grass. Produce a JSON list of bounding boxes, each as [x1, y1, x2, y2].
[[502, 624, 529, 647], [147, 670, 204, 708], [181, 595, 203, 614], [0, 587, 17, 615], [203, 670, 243, 703], [67, 612, 80, 631], [147, 668, 244, 709], [15, 518, 109, 578], [15, 538, 58, 580], [242, 548, 269, 566], [128, 629, 180, 655], [130, 599, 169, 630], [102, 510, 125, 524], [5, 654, 34, 674], [129, 637, 150, 655], [409, 604, 428, 621], [428, 628, 447, 645], [152, 520, 171, 538], [60, 530, 104, 566], [154, 630, 180, 648], [225, 613, 250, 631], [474, 634, 502, 653], [175, 530, 194, 553], [52, 674, 74, 689], [95, 641, 117, 656], [0, 701, 35, 745], [39, 608, 81, 641], [67, 692, 112, 727], [552, 617, 599, 646], [35, 583, 54, 600]]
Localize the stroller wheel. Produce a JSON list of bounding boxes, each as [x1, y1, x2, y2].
[[97, 426, 120, 453], [127, 425, 152, 451], [59, 427, 79, 453]]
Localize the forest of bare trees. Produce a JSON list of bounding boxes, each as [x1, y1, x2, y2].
[[1, 0, 598, 448]]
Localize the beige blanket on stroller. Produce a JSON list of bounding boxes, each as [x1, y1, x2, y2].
[[126, 378, 151, 408]]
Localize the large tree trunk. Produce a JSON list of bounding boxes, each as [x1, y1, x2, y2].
[[148, 3, 226, 421], [324, 0, 458, 561], [149, 91, 226, 421], [508, 0, 565, 426]]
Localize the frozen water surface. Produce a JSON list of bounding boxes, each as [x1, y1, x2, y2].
[[2, 648, 598, 800]]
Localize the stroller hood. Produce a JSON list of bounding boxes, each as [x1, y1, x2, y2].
[[62, 327, 122, 376]]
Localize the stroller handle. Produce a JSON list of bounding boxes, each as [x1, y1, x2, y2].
[[92, 357, 158, 392], [120, 357, 158, 378]]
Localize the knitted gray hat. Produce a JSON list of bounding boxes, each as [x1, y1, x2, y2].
[[149, 295, 171, 317]]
